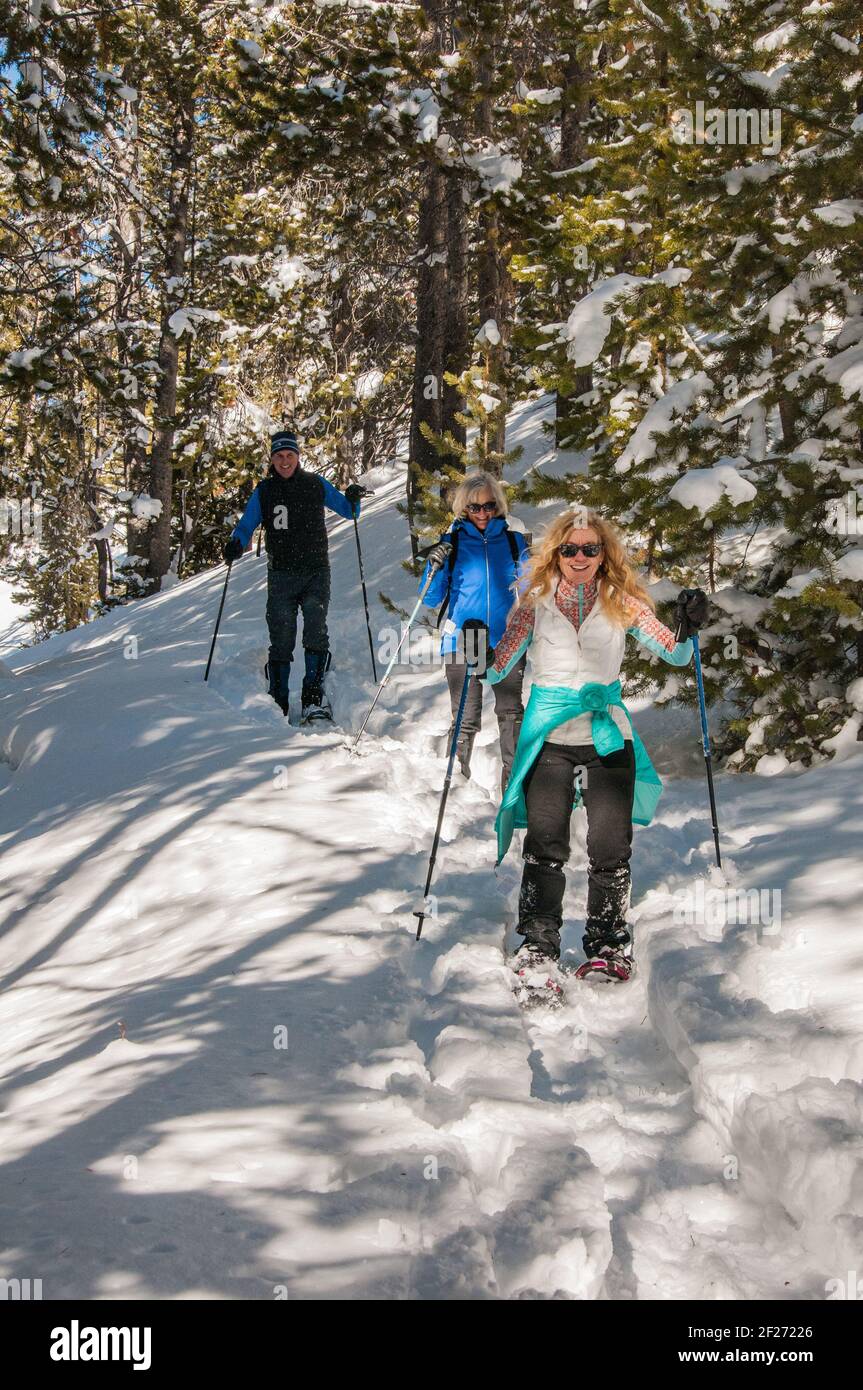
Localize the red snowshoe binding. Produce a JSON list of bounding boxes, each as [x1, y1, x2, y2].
[[575, 945, 633, 983]]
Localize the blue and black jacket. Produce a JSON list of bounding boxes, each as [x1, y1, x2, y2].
[[232, 467, 359, 575], [419, 515, 531, 655]]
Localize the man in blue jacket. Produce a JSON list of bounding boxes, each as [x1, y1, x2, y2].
[[224, 430, 362, 721]]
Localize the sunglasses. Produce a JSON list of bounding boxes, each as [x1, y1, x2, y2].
[[559, 542, 603, 558], [467, 501, 497, 515]]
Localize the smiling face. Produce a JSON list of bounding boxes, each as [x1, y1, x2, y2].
[[558, 526, 604, 586], [465, 486, 498, 532], [272, 449, 299, 479]]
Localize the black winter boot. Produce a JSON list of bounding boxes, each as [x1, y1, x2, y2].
[[301, 648, 332, 722], [517, 854, 565, 961], [517, 918, 562, 961], [265, 654, 291, 716], [582, 918, 631, 957], [456, 730, 476, 780], [583, 863, 632, 956]]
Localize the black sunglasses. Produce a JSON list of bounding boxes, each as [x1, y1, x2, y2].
[[467, 501, 497, 515], [559, 542, 603, 558]]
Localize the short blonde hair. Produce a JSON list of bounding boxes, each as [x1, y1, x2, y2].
[[450, 470, 509, 521]]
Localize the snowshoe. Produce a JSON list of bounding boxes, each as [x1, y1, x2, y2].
[[574, 946, 633, 984], [510, 946, 566, 1010], [300, 694, 333, 726]]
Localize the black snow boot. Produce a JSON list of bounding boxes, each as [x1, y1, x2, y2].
[[456, 730, 476, 781], [517, 916, 562, 961], [517, 855, 565, 960], [265, 654, 291, 717], [301, 647, 332, 721], [582, 917, 631, 958]]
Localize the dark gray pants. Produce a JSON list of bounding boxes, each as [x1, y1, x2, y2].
[[266, 568, 330, 663], [519, 739, 636, 959], [444, 654, 525, 794]]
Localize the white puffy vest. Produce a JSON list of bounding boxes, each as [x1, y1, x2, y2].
[[529, 581, 631, 746]]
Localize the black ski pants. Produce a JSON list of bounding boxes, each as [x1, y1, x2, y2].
[[519, 738, 636, 960], [266, 567, 330, 665]]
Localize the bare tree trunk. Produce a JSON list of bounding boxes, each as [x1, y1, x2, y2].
[[407, 0, 460, 553], [407, 158, 448, 553], [332, 274, 355, 487], [146, 85, 195, 590], [779, 393, 799, 448], [441, 165, 469, 471], [109, 68, 145, 562], [555, 51, 591, 449], [362, 415, 375, 472], [476, 28, 511, 471], [645, 521, 658, 579]]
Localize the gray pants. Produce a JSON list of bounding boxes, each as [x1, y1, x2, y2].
[[266, 568, 330, 662], [444, 654, 525, 794]]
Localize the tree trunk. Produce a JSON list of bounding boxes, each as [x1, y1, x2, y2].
[[111, 70, 145, 568], [408, 0, 461, 551], [476, 26, 511, 472], [441, 165, 470, 473], [778, 393, 799, 448], [407, 158, 448, 553], [146, 85, 195, 590], [476, 204, 511, 470], [332, 275, 354, 487], [555, 52, 592, 449], [362, 415, 375, 472]]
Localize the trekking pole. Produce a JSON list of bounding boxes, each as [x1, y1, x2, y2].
[[204, 562, 232, 682], [414, 620, 487, 940], [677, 594, 721, 869], [692, 632, 722, 868], [352, 543, 451, 749], [351, 490, 377, 682]]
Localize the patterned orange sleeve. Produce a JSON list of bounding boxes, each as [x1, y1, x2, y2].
[[625, 595, 693, 666], [489, 603, 536, 680]]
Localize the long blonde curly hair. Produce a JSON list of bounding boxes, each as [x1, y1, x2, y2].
[[516, 509, 653, 629]]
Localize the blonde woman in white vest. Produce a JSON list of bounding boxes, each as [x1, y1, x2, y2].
[[487, 509, 708, 986]]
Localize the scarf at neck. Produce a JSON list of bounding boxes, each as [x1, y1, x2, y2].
[[556, 573, 599, 629]]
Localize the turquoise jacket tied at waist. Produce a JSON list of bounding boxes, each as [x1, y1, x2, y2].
[[494, 679, 662, 864]]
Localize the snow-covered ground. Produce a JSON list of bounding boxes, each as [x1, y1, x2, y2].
[[0, 578, 30, 659], [0, 399, 860, 1300]]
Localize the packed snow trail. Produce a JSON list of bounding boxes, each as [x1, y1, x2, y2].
[[1, 403, 861, 1298]]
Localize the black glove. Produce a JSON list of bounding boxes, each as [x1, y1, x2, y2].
[[674, 587, 709, 641], [427, 540, 452, 570], [344, 483, 365, 510], [223, 536, 244, 565], [462, 619, 490, 676]]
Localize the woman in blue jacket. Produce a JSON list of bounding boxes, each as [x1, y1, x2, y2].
[[420, 471, 529, 792]]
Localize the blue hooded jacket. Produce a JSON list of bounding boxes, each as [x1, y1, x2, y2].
[[419, 516, 530, 654]]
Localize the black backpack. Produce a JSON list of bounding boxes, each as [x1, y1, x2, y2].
[[435, 522, 524, 627]]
